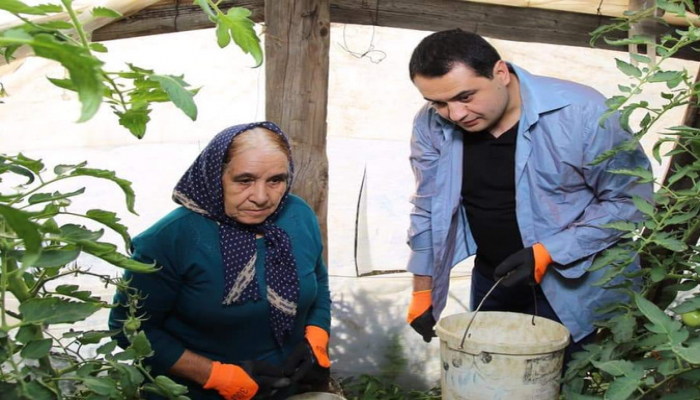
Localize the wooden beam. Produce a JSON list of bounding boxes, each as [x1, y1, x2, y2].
[[93, 0, 698, 61], [92, 0, 264, 42], [328, 0, 698, 60], [265, 0, 331, 260]]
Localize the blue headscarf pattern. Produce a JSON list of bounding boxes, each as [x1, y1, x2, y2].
[[172, 122, 299, 346]]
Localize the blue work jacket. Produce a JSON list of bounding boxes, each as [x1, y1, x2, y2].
[[406, 63, 653, 341]]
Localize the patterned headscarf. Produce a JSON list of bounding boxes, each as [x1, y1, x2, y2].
[[172, 122, 299, 346]]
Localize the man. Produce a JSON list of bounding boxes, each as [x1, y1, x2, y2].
[[404, 29, 653, 361]]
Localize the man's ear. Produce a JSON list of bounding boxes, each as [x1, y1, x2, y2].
[[493, 60, 510, 85]]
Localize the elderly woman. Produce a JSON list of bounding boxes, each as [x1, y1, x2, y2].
[[109, 122, 331, 400]]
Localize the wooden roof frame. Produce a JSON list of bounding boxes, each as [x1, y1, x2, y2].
[[92, 1, 698, 257]]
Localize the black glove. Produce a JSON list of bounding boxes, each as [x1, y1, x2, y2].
[[283, 340, 330, 385], [493, 247, 536, 288], [410, 306, 438, 343], [239, 360, 290, 398]]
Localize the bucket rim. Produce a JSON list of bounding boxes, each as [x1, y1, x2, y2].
[[435, 311, 571, 355]]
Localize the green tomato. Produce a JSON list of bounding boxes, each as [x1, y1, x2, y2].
[[681, 310, 700, 327], [124, 317, 141, 332]]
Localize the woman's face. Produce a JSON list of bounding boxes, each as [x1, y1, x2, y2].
[[222, 146, 289, 225]]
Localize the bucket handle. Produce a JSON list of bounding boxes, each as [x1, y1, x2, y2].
[[458, 271, 539, 350]]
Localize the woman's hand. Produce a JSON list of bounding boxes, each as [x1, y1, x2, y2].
[[283, 326, 330, 385], [204, 360, 290, 400]]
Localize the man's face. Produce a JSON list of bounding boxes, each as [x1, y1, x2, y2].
[[413, 61, 511, 133], [221, 147, 289, 225]]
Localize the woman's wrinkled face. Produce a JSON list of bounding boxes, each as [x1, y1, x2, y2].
[[222, 146, 289, 225]]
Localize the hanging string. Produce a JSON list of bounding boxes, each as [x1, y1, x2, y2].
[[337, 1, 386, 64], [596, 0, 605, 15], [338, 24, 387, 64]]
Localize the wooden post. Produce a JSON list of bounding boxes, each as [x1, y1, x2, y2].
[[264, 0, 331, 260]]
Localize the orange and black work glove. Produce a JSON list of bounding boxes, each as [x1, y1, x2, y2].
[[283, 326, 331, 385], [493, 243, 552, 288], [204, 360, 290, 400], [407, 290, 437, 343]]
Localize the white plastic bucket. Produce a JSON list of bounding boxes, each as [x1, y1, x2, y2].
[[435, 311, 570, 400]]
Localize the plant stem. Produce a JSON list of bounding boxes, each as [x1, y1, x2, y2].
[[61, 0, 91, 51]]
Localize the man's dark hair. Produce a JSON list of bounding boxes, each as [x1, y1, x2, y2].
[[409, 29, 502, 80]]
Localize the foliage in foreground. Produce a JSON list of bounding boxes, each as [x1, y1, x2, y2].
[[0, 155, 190, 399], [562, 1, 700, 399], [340, 375, 441, 400], [0, 0, 262, 138]]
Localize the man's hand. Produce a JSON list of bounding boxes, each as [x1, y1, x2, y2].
[[407, 290, 437, 342], [494, 244, 552, 287]]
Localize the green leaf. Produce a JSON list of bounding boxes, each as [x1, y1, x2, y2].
[[0, 204, 42, 265], [657, 0, 686, 15], [635, 293, 675, 333], [53, 162, 87, 175], [8, 153, 44, 174], [0, 0, 54, 15], [91, 6, 122, 19], [28, 34, 104, 122], [47, 77, 76, 92], [89, 42, 108, 53], [632, 195, 655, 216], [96, 339, 118, 355], [602, 221, 638, 232], [216, 22, 231, 48], [129, 331, 153, 357], [31, 246, 81, 268], [152, 375, 189, 396], [6, 165, 35, 184], [37, 21, 73, 30], [592, 359, 634, 377], [55, 284, 99, 302], [672, 297, 700, 314], [648, 71, 683, 83], [28, 188, 85, 205], [75, 330, 116, 345], [615, 58, 642, 78], [658, 359, 676, 376], [605, 95, 626, 110], [611, 313, 636, 343], [85, 209, 132, 249], [82, 377, 118, 396], [70, 168, 137, 213], [59, 224, 104, 241], [76, 363, 99, 377], [609, 167, 653, 183], [79, 240, 155, 273], [604, 376, 641, 400], [630, 53, 652, 64], [19, 297, 101, 324], [116, 106, 151, 139], [589, 247, 633, 272], [674, 342, 700, 364], [220, 7, 263, 67], [650, 266, 667, 283], [652, 234, 687, 252], [24, 380, 54, 400], [148, 75, 197, 120], [20, 338, 52, 359]]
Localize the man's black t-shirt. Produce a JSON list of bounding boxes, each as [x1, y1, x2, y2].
[[461, 123, 524, 276]]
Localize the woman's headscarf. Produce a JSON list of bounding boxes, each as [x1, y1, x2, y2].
[[172, 122, 300, 346]]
